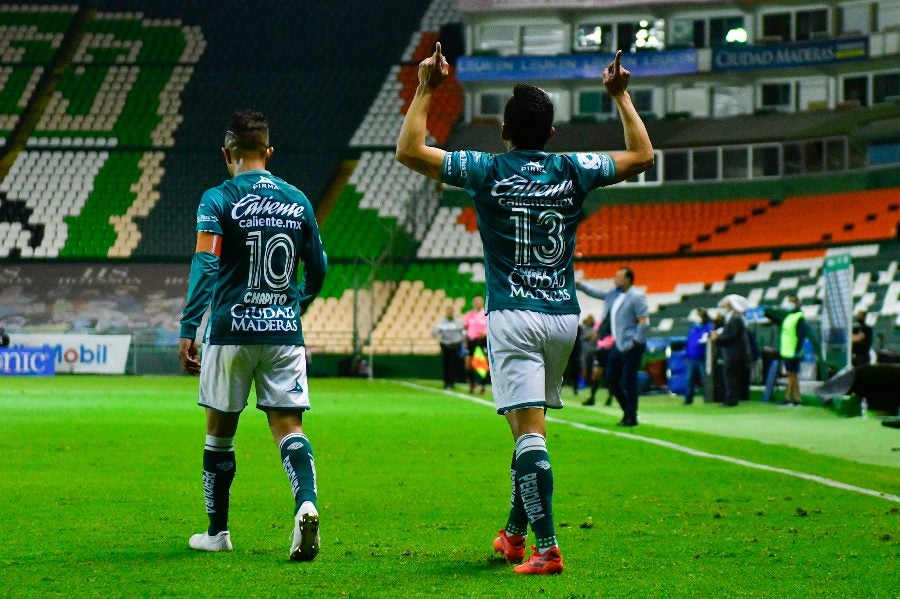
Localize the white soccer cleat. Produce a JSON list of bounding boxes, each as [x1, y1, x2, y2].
[[290, 501, 320, 562], [189, 530, 233, 552]]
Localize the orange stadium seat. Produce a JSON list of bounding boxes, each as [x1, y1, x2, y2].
[[577, 253, 771, 293], [694, 188, 899, 251], [576, 198, 770, 256], [778, 249, 827, 261], [456, 206, 478, 232]]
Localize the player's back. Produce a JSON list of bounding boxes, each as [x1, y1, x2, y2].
[[442, 149, 616, 316], [197, 170, 325, 346]]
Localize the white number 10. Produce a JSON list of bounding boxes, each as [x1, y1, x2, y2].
[[246, 231, 295, 291]]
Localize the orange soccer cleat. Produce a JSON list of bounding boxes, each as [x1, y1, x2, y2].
[[513, 545, 564, 575], [492, 530, 526, 564]]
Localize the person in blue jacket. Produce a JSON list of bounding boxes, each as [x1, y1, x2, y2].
[[683, 308, 712, 405]]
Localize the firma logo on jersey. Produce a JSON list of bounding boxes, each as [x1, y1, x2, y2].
[[252, 176, 279, 190]]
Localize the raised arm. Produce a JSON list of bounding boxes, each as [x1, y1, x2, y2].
[[396, 42, 449, 181], [603, 51, 655, 183]]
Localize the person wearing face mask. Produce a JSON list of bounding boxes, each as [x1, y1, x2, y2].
[[711, 295, 751, 407], [763, 294, 807, 406], [851, 311, 873, 367], [682, 308, 712, 405]]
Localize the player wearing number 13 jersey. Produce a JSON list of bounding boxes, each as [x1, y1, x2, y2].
[[441, 148, 615, 315], [179, 110, 326, 562], [396, 45, 654, 574]]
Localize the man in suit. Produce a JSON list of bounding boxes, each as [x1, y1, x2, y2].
[[576, 267, 649, 426], [712, 295, 750, 407]]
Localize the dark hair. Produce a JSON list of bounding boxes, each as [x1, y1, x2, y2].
[[620, 266, 634, 284], [503, 84, 554, 150], [225, 110, 270, 154]]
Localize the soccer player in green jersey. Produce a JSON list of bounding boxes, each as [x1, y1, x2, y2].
[[179, 110, 327, 561], [396, 44, 654, 574]]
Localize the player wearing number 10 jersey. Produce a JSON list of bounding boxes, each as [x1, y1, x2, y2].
[[396, 45, 654, 574], [178, 110, 327, 562]]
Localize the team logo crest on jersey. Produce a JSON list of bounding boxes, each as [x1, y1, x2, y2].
[[521, 161, 545, 174], [252, 176, 279, 190], [576, 153, 611, 176]]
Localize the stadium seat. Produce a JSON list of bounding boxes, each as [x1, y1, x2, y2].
[[695, 189, 899, 251]]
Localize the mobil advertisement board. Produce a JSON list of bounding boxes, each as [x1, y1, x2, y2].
[[11, 334, 131, 374]]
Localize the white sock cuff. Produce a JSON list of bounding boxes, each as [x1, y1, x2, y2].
[[514, 433, 546, 458], [204, 435, 234, 452], [279, 432, 309, 451]]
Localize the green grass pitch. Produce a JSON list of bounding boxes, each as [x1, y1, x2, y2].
[[1, 376, 897, 598]]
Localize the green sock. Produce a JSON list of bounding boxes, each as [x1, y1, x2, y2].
[[514, 433, 557, 552], [280, 432, 317, 513], [203, 435, 236, 535], [505, 450, 528, 536]]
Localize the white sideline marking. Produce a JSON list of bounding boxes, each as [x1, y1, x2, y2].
[[398, 381, 900, 504]]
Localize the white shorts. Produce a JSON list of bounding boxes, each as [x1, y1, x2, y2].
[[199, 344, 310, 413], [487, 310, 578, 414]]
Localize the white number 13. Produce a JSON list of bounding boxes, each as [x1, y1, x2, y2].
[[510, 208, 565, 266]]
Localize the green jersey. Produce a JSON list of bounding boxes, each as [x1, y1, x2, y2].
[[181, 169, 327, 345], [441, 150, 616, 315]]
